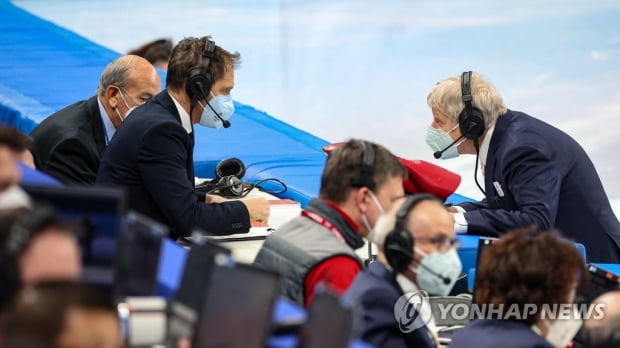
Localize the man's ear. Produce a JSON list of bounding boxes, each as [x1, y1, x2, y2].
[[104, 85, 121, 109], [354, 186, 371, 214]]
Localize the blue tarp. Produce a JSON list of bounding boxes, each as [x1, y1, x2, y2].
[[0, 0, 469, 207], [0, 0, 329, 206]]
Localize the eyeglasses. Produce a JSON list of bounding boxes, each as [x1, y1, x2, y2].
[[415, 235, 461, 252]]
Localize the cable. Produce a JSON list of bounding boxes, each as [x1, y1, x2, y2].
[[473, 138, 486, 196], [197, 177, 288, 199]]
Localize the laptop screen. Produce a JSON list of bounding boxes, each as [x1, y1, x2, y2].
[[22, 184, 126, 286], [297, 288, 353, 348], [193, 261, 280, 348], [115, 211, 168, 298], [173, 239, 231, 311], [471, 237, 498, 304]]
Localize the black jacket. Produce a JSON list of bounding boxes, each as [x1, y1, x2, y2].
[[96, 91, 250, 239], [31, 96, 106, 185]]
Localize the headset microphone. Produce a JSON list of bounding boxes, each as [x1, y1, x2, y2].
[[419, 262, 451, 285], [205, 101, 231, 128], [386, 244, 451, 285], [433, 134, 465, 159]]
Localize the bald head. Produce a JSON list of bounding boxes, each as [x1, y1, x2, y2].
[[97, 55, 161, 128], [584, 291, 620, 347]]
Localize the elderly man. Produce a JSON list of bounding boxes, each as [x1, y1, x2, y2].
[[344, 193, 462, 348], [584, 290, 620, 348], [30, 55, 161, 185], [97, 36, 269, 238], [424, 71, 620, 263]]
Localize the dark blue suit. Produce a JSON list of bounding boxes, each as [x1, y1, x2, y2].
[[96, 91, 249, 239], [449, 319, 553, 348], [460, 110, 620, 263], [343, 262, 436, 348]]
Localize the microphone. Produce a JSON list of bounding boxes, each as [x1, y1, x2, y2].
[[205, 100, 231, 128], [387, 245, 452, 285], [419, 263, 451, 285], [433, 134, 465, 159]]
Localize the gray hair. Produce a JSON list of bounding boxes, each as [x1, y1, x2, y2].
[[427, 72, 507, 127], [96, 56, 140, 95]]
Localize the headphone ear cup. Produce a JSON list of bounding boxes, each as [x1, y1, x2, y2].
[[215, 158, 246, 179], [217, 175, 243, 197], [458, 107, 485, 140], [384, 228, 414, 273], [185, 69, 213, 101]]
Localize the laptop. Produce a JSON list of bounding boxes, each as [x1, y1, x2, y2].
[[167, 238, 232, 344], [114, 211, 168, 298], [296, 287, 353, 348], [577, 264, 620, 305], [192, 261, 280, 348], [471, 237, 498, 305]]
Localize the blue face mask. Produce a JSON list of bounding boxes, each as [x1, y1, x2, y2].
[[410, 247, 462, 296], [199, 91, 235, 129], [425, 125, 464, 160]]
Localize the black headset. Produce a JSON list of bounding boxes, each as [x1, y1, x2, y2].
[[350, 140, 376, 190], [458, 71, 485, 140], [195, 158, 246, 197], [384, 193, 442, 273], [185, 37, 216, 103]]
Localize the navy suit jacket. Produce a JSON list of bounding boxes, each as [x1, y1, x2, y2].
[[343, 261, 436, 348], [30, 96, 106, 185], [96, 91, 249, 239], [460, 110, 620, 263], [449, 319, 553, 348]]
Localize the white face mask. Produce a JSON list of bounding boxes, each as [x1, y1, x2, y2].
[[114, 87, 134, 123], [532, 307, 582, 348], [362, 191, 385, 238]]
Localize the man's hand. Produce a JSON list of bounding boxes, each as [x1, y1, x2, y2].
[[446, 205, 459, 213], [242, 197, 270, 223], [205, 194, 228, 204]]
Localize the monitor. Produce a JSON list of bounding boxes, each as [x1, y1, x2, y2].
[[22, 184, 126, 286], [115, 211, 168, 298], [193, 261, 280, 348]]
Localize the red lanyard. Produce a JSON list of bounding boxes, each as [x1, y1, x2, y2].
[[301, 210, 345, 243]]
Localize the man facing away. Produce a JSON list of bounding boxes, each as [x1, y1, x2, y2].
[[30, 55, 161, 185]]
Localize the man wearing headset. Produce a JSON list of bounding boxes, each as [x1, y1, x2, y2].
[[96, 37, 269, 239], [343, 194, 462, 348], [425, 71, 620, 263], [254, 139, 405, 308], [31, 55, 161, 185]]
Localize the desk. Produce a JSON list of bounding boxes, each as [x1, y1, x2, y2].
[[203, 186, 302, 263]]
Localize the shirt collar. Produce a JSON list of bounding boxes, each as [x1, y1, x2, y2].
[[478, 124, 495, 168], [324, 200, 360, 232], [97, 97, 117, 145], [170, 94, 193, 134]]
